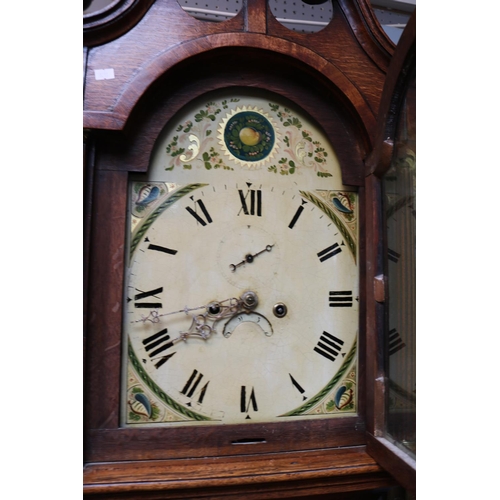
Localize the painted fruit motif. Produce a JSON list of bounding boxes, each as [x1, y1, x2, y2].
[[239, 127, 261, 146], [223, 110, 275, 162]]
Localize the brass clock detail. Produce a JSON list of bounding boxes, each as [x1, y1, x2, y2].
[[122, 91, 359, 427]]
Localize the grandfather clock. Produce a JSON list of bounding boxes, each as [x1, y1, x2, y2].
[[83, 1, 416, 497]]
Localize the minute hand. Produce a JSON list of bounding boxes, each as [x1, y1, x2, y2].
[[229, 244, 274, 272], [133, 297, 239, 324]]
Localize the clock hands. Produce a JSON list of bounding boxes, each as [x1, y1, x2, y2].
[[135, 291, 260, 343], [134, 297, 241, 325], [171, 297, 243, 343], [229, 244, 275, 272]]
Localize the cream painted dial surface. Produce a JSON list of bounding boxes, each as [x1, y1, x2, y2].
[[122, 91, 359, 427]]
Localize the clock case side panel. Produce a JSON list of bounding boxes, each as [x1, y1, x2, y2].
[[85, 168, 129, 433], [363, 11, 416, 492], [85, 49, 373, 464]]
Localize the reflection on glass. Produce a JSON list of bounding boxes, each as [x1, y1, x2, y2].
[[84, 0, 115, 15], [176, 0, 242, 23], [383, 67, 416, 458]]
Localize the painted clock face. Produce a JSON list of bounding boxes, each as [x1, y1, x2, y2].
[[122, 91, 359, 426]]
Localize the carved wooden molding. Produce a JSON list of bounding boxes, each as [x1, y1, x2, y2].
[[84, 33, 376, 138], [84, 1, 393, 141], [83, 0, 156, 47], [84, 446, 396, 498], [365, 10, 415, 176]]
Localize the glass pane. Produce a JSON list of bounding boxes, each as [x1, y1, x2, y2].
[[269, 0, 334, 34], [84, 0, 115, 15], [383, 67, 416, 458], [176, 0, 242, 23]]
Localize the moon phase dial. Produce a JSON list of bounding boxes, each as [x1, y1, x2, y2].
[[223, 311, 274, 338]]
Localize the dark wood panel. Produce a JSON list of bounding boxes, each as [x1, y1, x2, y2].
[[84, 0, 246, 115], [83, 0, 390, 131], [84, 446, 396, 499], [86, 415, 367, 462], [83, 130, 96, 383], [246, 0, 267, 33], [363, 174, 386, 435], [84, 34, 377, 140], [366, 434, 415, 493], [84, 474, 395, 500], [85, 169, 128, 430], [356, 184, 367, 419]]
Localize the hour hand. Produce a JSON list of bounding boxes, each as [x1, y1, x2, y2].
[[133, 297, 240, 324], [171, 296, 249, 343], [229, 244, 274, 272]]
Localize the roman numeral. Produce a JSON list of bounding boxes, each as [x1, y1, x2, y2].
[[240, 386, 258, 418], [142, 328, 175, 368], [329, 291, 353, 307], [317, 243, 342, 262], [181, 369, 209, 404], [186, 197, 213, 226], [289, 374, 307, 400], [134, 287, 163, 308], [388, 248, 400, 263], [388, 328, 406, 356], [147, 242, 177, 255], [314, 331, 344, 362], [238, 184, 262, 216], [288, 199, 307, 229]]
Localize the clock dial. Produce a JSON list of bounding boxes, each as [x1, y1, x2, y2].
[[122, 92, 359, 426]]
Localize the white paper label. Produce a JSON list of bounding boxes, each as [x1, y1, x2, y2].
[[94, 68, 115, 80]]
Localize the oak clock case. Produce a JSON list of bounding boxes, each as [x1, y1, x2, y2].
[[122, 91, 359, 428]]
